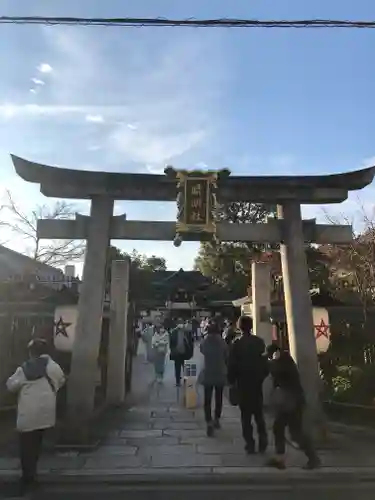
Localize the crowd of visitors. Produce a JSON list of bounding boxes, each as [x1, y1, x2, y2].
[[6, 312, 320, 495], [138, 313, 320, 470]]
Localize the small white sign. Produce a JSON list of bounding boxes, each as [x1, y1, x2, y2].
[[54, 305, 77, 352], [313, 307, 331, 353]]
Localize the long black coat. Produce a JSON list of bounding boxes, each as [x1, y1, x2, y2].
[[227, 334, 269, 402], [269, 352, 305, 407], [169, 328, 194, 361]]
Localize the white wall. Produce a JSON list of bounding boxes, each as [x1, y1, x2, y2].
[[240, 304, 331, 353], [54, 305, 77, 352]]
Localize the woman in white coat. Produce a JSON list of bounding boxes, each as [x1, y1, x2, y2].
[[7, 338, 65, 493], [151, 325, 169, 383]]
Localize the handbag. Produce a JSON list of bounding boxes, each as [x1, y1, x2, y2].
[[228, 385, 239, 406], [197, 368, 205, 386]]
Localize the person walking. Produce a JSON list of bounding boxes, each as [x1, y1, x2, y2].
[[223, 320, 239, 346], [151, 324, 169, 383], [199, 321, 228, 437], [266, 344, 321, 470], [6, 338, 65, 495], [169, 319, 194, 386], [191, 317, 199, 341], [141, 321, 154, 363], [228, 315, 269, 454]]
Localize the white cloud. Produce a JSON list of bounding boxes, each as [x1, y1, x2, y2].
[[0, 104, 125, 120], [85, 114, 104, 123], [0, 103, 17, 119], [110, 126, 206, 165], [37, 63, 53, 74], [29, 89, 37, 94], [361, 156, 375, 168], [31, 78, 45, 86], [146, 165, 166, 174], [40, 28, 225, 169], [195, 161, 208, 169]]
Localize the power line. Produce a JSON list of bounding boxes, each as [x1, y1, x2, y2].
[[0, 16, 375, 28]]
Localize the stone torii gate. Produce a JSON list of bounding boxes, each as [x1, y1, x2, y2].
[[11, 154, 375, 433]]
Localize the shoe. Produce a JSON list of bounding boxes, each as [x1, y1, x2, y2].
[[266, 456, 286, 470], [258, 438, 268, 454], [206, 422, 214, 437], [245, 443, 256, 454], [303, 456, 321, 470], [213, 418, 221, 430], [17, 477, 40, 497]]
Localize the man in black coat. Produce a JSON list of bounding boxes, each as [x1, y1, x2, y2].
[[228, 315, 269, 454], [169, 319, 194, 386]]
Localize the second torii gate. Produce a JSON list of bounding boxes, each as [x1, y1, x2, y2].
[[11, 154, 375, 437]]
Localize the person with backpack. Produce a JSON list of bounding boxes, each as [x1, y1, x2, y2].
[[169, 319, 194, 386], [266, 343, 321, 470], [6, 338, 65, 494]]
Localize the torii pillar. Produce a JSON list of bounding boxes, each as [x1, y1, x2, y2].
[[106, 258, 130, 405], [251, 261, 273, 406], [67, 196, 113, 433], [277, 202, 323, 432]]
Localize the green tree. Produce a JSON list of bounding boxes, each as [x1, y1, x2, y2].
[[305, 246, 331, 290], [107, 247, 167, 272], [194, 202, 277, 295], [194, 202, 331, 295]]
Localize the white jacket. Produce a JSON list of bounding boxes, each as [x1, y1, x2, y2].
[[6, 355, 65, 432], [151, 331, 169, 353]]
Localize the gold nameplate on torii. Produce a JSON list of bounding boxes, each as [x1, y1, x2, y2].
[[164, 166, 230, 246]]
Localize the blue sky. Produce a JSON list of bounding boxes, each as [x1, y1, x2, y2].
[[1, 0, 375, 271]]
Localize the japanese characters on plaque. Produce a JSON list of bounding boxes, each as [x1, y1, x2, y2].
[[185, 178, 209, 225]]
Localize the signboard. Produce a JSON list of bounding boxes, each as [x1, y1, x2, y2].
[[313, 307, 331, 353], [54, 305, 77, 352], [185, 178, 209, 225], [174, 170, 219, 238], [184, 362, 197, 377]]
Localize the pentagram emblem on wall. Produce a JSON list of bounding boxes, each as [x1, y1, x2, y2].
[[315, 318, 330, 340], [54, 317, 71, 338]]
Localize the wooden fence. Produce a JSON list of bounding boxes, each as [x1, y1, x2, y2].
[[0, 308, 55, 408]]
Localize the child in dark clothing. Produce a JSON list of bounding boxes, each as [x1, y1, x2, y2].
[[266, 344, 320, 470]]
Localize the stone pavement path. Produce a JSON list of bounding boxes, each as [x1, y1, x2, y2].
[[1, 342, 375, 482]]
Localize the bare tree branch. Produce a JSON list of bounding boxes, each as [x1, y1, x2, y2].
[[2, 190, 85, 267], [323, 201, 375, 321]]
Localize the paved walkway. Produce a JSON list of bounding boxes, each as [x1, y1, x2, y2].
[[1, 342, 375, 484]]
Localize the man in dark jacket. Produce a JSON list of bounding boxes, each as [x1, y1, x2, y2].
[[169, 320, 194, 386], [228, 316, 269, 454]]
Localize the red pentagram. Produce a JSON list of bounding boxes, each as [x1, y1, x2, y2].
[[315, 319, 330, 340]]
